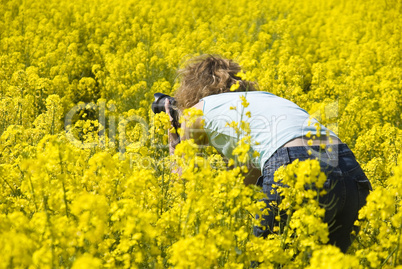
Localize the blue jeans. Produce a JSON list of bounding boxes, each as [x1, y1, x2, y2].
[[253, 143, 372, 253]]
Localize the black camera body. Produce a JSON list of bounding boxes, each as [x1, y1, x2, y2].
[[151, 93, 180, 130]]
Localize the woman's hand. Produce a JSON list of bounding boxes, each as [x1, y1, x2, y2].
[[164, 98, 180, 155]]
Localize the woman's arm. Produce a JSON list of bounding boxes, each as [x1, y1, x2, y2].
[[242, 167, 261, 186], [165, 100, 207, 155], [164, 99, 180, 155], [165, 100, 207, 178]]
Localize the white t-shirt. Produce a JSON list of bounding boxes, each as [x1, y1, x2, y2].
[[201, 91, 338, 171]]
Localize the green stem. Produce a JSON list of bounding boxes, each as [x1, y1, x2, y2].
[[43, 195, 56, 268], [380, 246, 397, 268], [28, 175, 39, 212], [59, 151, 70, 218], [393, 223, 402, 266]]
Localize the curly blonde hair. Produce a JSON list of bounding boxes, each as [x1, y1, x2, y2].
[[175, 55, 256, 110]]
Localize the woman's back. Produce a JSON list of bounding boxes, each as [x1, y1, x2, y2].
[[201, 91, 337, 171]]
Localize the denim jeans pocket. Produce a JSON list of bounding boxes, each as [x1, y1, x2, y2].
[[346, 165, 372, 209], [355, 173, 372, 209], [261, 166, 278, 199]]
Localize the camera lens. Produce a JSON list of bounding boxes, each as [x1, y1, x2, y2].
[[152, 93, 169, 114]]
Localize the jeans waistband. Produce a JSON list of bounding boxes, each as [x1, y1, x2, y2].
[[265, 143, 352, 168]]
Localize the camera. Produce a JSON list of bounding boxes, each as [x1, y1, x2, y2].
[[151, 93, 180, 130]]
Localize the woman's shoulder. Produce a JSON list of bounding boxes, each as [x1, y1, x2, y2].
[[200, 91, 278, 110], [193, 100, 204, 110], [202, 90, 273, 100]]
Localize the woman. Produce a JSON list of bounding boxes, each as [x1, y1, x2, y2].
[[165, 55, 372, 253]]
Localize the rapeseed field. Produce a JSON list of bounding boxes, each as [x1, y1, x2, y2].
[[0, 0, 401, 267]]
